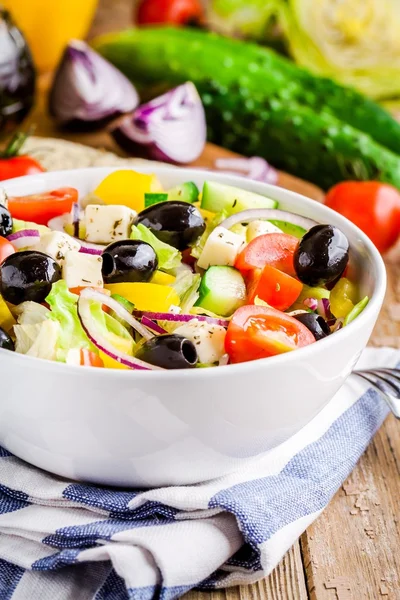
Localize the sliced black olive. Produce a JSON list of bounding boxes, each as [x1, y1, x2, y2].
[[135, 201, 206, 250], [102, 240, 158, 284], [0, 326, 14, 351], [135, 334, 198, 369], [293, 313, 331, 341], [0, 205, 12, 238], [0, 250, 61, 304], [294, 224, 349, 287]]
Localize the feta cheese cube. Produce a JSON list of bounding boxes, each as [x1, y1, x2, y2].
[[197, 226, 245, 270], [174, 320, 226, 364], [85, 205, 136, 244], [246, 220, 282, 242], [34, 231, 81, 263], [0, 188, 8, 208], [62, 251, 103, 289]]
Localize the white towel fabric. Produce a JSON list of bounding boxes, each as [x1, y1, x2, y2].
[[0, 347, 397, 600]]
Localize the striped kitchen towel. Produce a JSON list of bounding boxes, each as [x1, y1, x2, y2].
[[0, 347, 397, 600]]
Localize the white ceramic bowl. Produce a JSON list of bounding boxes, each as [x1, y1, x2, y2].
[[0, 166, 386, 487]]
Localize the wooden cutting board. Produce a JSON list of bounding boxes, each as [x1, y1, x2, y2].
[[20, 74, 400, 599]]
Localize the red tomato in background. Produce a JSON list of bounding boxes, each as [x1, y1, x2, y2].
[[325, 181, 400, 253], [7, 187, 78, 225], [225, 305, 315, 364], [136, 0, 204, 25], [0, 237, 15, 263], [247, 265, 303, 311], [235, 233, 298, 276], [0, 156, 44, 182]]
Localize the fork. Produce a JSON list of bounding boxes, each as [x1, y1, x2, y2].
[[352, 368, 400, 419]]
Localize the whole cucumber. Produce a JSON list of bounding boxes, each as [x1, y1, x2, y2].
[[94, 27, 400, 156]]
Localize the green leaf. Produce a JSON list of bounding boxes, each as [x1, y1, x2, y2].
[[344, 296, 369, 326], [130, 223, 182, 271]]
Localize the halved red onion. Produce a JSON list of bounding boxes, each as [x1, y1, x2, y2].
[[214, 157, 278, 185], [80, 288, 154, 340], [111, 82, 206, 164], [134, 310, 229, 328], [220, 209, 318, 232], [77, 294, 161, 371], [49, 40, 139, 125], [141, 316, 167, 335], [303, 298, 318, 311], [7, 229, 40, 249]]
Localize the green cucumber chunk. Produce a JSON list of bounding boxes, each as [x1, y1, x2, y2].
[[195, 266, 246, 317], [269, 220, 306, 239], [111, 294, 135, 312], [167, 182, 199, 203], [344, 296, 369, 326], [201, 181, 277, 214], [144, 193, 168, 207]]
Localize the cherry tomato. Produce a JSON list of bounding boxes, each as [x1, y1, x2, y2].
[[325, 181, 400, 253], [136, 0, 204, 25], [80, 349, 104, 368], [235, 233, 298, 276], [0, 156, 44, 182], [0, 237, 15, 264], [225, 305, 315, 364], [247, 265, 303, 311], [7, 187, 78, 226]]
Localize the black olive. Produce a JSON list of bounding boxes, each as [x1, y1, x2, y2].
[[0, 326, 14, 351], [102, 240, 158, 284], [0, 205, 12, 238], [293, 313, 331, 341], [294, 225, 349, 286], [135, 334, 198, 369], [0, 250, 61, 305], [135, 201, 206, 250]]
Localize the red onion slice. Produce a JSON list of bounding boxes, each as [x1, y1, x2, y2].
[[79, 241, 104, 256], [220, 209, 318, 232], [7, 229, 40, 249], [303, 298, 318, 311], [49, 40, 139, 125], [134, 310, 229, 328], [80, 288, 154, 340], [141, 316, 167, 335], [77, 295, 161, 371], [47, 215, 68, 232], [317, 298, 332, 320], [214, 157, 278, 185], [111, 82, 206, 164]]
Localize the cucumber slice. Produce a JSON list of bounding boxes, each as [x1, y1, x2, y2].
[[195, 266, 246, 317], [145, 193, 168, 207], [268, 220, 306, 239], [201, 181, 277, 214], [167, 182, 199, 203]]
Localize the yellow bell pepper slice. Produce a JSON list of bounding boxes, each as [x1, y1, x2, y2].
[[0, 296, 16, 332], [105, 283, 180, 312], [151, 271, 176, 286], [199, 208, 216, 223], [330, 278, 358, 319], [94, 170, 163, 213], [99, 324, 135, 371]]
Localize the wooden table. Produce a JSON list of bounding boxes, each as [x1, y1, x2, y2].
[[23, 1, 400, 597]]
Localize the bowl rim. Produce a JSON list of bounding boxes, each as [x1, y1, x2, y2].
[[0, 165, 387, 379]]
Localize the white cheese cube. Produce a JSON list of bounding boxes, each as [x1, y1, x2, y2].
[[62, 251, 103, 289], [34, 231, 81, 263], [174, 320, 226, 364], [0, 188, 8, 208], [197, 226, 245, 270], [246, 220, 282, 242], [85, 204, 136, 244]]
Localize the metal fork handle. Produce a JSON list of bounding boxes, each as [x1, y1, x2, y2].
[[352, 369, 400, 419]]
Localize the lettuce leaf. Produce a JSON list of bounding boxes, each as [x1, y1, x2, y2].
[[131, 224, 182, 271], [14, 319, 60, 360], [172, 268, 201, 313]]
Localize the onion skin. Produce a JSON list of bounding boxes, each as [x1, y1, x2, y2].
[[49, 40, 139, 127]]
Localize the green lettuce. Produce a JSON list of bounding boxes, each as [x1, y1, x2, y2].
[[131, 224, 182, 271], [14, 319, 60, 361], [172, 268, 201, 312]]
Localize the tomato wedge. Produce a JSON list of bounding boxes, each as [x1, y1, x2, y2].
[[0, 237, 15, 264], [235, 233, 299, 276], [80, 349, 104, 368], [225, 305, 315, 364], [7, 187, 78, 225], [247, 265, 303, 311]]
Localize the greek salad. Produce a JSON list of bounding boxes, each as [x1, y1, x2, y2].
[[0, 170, 368, 370]]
